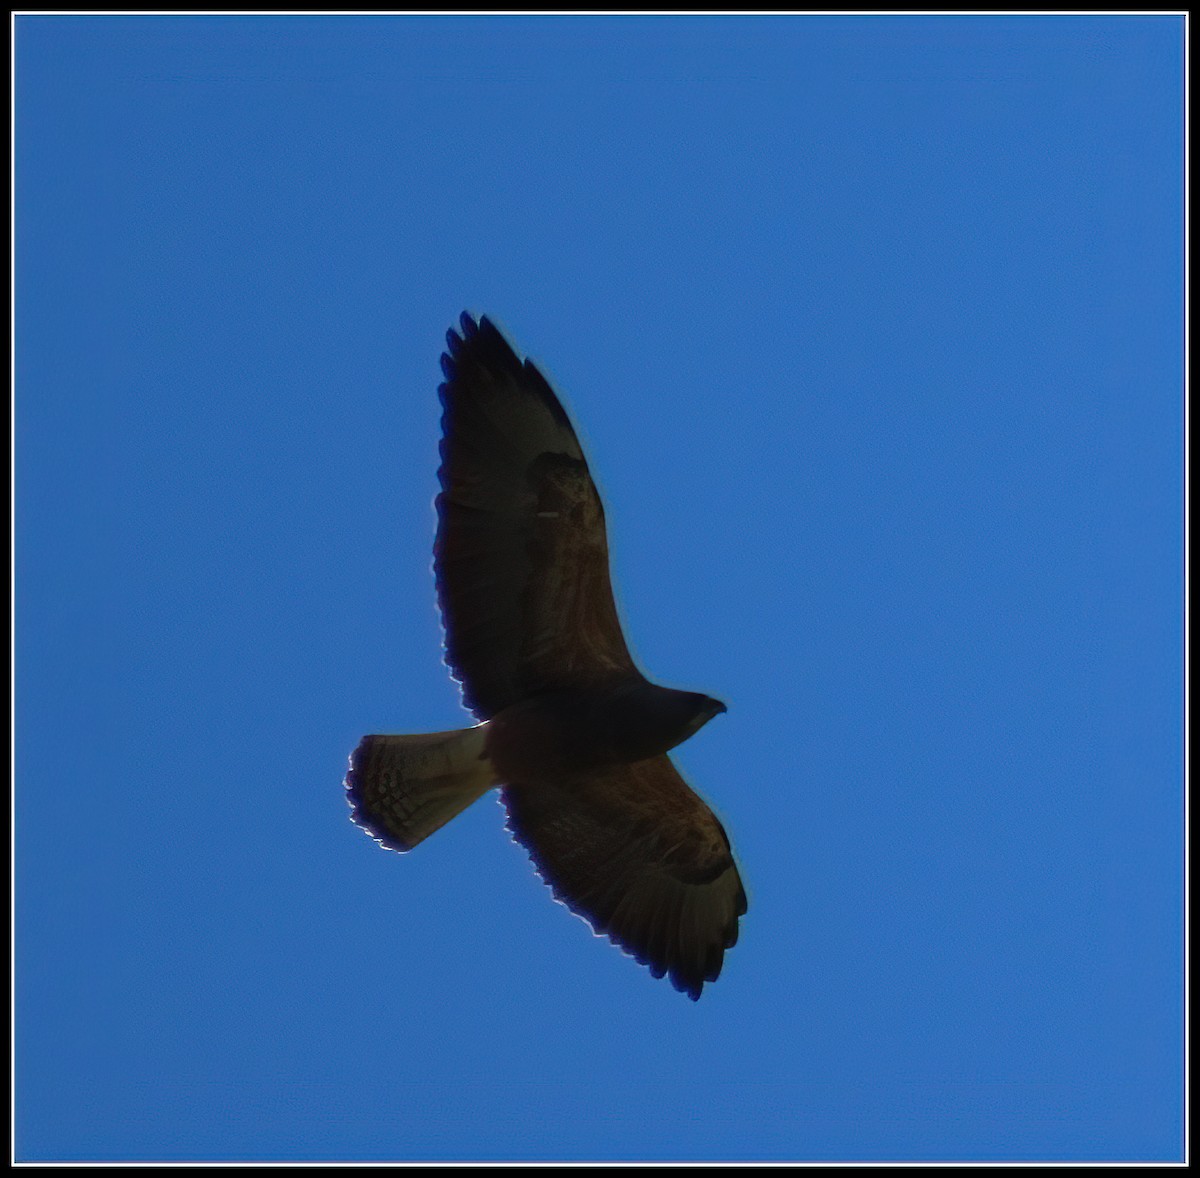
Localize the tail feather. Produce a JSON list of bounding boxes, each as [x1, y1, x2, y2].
[[346, 724, 498, 851]]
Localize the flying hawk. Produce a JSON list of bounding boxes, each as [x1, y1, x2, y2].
[[345, 313, 746, 999]]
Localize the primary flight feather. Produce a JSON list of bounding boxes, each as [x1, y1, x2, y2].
[[345, 313, 746, 1000]]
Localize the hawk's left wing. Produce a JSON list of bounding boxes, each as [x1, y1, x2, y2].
[[501, 755, 747, 1000]]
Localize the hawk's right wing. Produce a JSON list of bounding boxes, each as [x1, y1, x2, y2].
[[434, 313, 638, 720]]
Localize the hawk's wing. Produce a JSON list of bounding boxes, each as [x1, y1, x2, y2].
[[435, 313, 637, 719], [501, 754, 747, 1000]]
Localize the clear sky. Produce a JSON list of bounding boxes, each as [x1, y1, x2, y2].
[[14, 13, 1184, 1164]]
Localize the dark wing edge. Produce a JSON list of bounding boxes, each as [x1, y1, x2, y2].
[[500, 755, 747, 1001]]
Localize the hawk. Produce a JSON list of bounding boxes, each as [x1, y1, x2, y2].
[[345, 313, 746, 999]]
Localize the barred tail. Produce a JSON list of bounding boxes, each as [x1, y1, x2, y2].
[[345, 724, 498, 852]]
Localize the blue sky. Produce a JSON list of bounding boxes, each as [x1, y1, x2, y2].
[[14, 13, 1184, 1163]]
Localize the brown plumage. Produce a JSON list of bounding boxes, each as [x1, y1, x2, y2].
[[345, 312, 746, 1000]]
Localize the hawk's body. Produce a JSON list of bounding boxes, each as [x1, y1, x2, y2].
[[346, 313, 746, 999]]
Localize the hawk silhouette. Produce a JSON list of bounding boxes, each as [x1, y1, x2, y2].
[[345, 313, 746, 999]]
